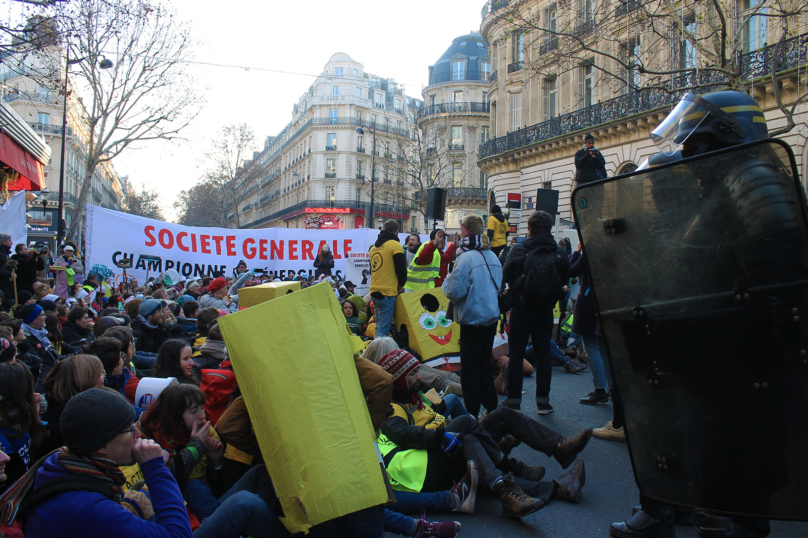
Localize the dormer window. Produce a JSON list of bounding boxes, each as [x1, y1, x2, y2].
[[460, 42, 467, 47]]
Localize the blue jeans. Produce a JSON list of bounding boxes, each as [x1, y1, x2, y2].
[[442, 394, 471, 419], [389, 490, 454, 515], [184, 479, 219, 522], [567, 331, 582, 348], [383, 508, 417, 536], [582, 334, 612, 390], [548, 341, 569, 364], [373, 295, 396, 339]]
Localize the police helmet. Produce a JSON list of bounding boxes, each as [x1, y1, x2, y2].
[[651, 91, 768, 154]]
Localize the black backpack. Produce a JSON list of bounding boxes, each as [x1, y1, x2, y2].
[[516, 246, 561, 308]]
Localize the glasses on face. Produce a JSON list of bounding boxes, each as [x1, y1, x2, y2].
[[121, 424, 136, 436], [132, 337, 138, 343]]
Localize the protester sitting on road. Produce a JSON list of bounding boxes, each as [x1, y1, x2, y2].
[[363, 337, 463, 396], [132, 298, 170, 354], [87, 337, 141, 414], [182, 300, 200, 320], [39, 354, 105, 456], [193, 323, 227, 376], [137, 384, 224, 522], [199, 277, 237, 314], [45, 313, 79, 356], [192, 306, 220, 358], [342, 299, 363, 336], [379, 350, 587, 520], [19, 304, 62, 393], [442, 215, 502, 418], [93, 315, 124, 339], [154, 339, 198, 386], [4, 388, 194, 538], [124, 297, 142, 320], [0, 337, 16, 365], [103, 327, 144, 396], [0, 362, 44, 490], [32, 282, 50, 301]]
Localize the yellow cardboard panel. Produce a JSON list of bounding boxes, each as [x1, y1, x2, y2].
[[238, 281, 301, 309], [218, 283, 389, 534], [393, 289, 460, 365]]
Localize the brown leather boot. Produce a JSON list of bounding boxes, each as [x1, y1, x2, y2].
[[553, 458, 585, 503], [511, 459, 546, 482], [492, 473, 545, 519], [554, 428, 593, 468], [498, 434, 521, 457]]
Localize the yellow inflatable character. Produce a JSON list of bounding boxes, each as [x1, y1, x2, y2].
[[394, 289, 461, 371]]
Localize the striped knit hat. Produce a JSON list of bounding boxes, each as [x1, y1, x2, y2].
[[379, 349, 420, 389]]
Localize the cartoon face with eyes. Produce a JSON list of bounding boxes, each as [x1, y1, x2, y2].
[[394, 289, 460, 368]]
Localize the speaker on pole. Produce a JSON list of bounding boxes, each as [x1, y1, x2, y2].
[[535, 188, 559, 219], [425, 188, 446, 222]]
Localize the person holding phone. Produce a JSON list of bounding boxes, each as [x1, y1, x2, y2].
[[573, 134, 607, 186]]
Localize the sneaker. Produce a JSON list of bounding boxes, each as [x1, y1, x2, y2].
[[536, 402, 554, 415], [579, 389, 609, 405], [593, 421, 626, 442], [554, 428, 593, 468], [414, 515, 461, 538], [498, 434, 521, 457], [498, 398, 521, 411], [511, 458, 546, 482], [450, 461, 478, 515], [492, 473, 545, 519]]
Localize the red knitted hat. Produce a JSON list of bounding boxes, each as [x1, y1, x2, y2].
[[379, 349, 420, 388], [207, 277, 227, 293]]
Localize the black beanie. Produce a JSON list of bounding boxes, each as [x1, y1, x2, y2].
[[17, 291, 33, 305], [584, 133, 595, 142], [60, 388, 136, 455]]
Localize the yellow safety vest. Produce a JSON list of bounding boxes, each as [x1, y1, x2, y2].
[[487, 216, 509, 248], [404, 243, 440, 291], [370, 239, 404, 297]]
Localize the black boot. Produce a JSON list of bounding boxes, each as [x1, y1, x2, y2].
[[696, 514, 770, 538], [610, 506, 675, 538]]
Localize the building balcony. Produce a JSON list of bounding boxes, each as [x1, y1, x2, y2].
[[615, 0, 641, 17], [4, 91, 62, 106], [449, 144, 465, 151], [507, 61, 523, 74], [356, 173, 364, 180], [325, 172, 336, 178], [415, 188, 487, 203], [417, 102, 490, 121], [325, 145, 337, 151], [479, 33, 808, 161], [481, 0, 510, 21], [357, 147, 365, 153], [574, 19, 594, 37], [539, 37, 558, 55], [426, 147, 437, 157], [239, 199, 404, 229], [490, 70, 498, 83]]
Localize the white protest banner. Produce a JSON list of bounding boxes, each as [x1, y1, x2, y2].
[[85, 205, 380, 282], [345, 253, 371, 297], [0, 191, 27, 248]]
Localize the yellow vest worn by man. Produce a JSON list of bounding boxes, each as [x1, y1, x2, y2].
[[370, 236, 404, 297], [487, 215, 509, 248], [404, 243, 440, 291]]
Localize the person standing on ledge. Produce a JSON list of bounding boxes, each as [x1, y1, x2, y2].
[[487, 205, 509, 260], [574, 134, 607, 186]]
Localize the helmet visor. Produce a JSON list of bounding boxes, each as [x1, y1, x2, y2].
[[650, 98, 710, 154]]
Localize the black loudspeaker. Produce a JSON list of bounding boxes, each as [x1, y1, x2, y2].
[[535, 189, 559, 219], [426, 188, 447, 221]]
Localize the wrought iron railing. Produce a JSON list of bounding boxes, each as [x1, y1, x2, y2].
[[325, 145, 337, 151], [325, 173, 336, 178], [490, 70, 498, 83], [507, 61, 523, 74], [357, 147, 365, 152], [539, 37, 558, 55], [414, 188, 487, 202], [573, 19, 594, 37], [310, 116, 411, 137], [615, 0, 641, 17], [240, 199, 401, 229], [481, 0, 510, 21], [480, 33, 808, 160], [4, 92, 61, 105], [416, 102, 490, 120]]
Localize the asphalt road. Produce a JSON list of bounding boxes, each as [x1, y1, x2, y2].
[[385, 363, 807, 537]]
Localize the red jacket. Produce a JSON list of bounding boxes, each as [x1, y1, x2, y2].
[[419, 242, 457, 288]]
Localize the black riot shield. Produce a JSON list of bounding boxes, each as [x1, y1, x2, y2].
[[572, 139, 808, 520]]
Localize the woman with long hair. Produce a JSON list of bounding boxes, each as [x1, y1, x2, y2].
[[39, 354, 105, 455], [44, 313, 78, 355], [341, 299, 362, 336], [313, 244, 334, 278], [154, 339, 198, 385], [0, 362, 45, 489], [137, 383, 223, 521]]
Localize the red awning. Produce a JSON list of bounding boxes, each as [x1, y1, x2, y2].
[[0, 131, 45, 191]]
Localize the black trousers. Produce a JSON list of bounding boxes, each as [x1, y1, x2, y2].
[[507, 308, 554, 402], [458, 323, 498, 417]]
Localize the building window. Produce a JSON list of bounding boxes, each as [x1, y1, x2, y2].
[[355, 87, 362, 98], [621, 37, 642, 92], [326, 159, 336, 175], [357, 135, 364, 151], [326, 185, 336, 204], [578, 0, 593, 23], [453, 61, 465, 81], [453, 91, 464, 103], [741, 0, 767, 52], [327, 133, 337, 149], [374, 93, 383, 108], [543, 78, 557, 120], [37, 113, 50, 125], [428, 166, 435, 182], [453, 163, 462, 187], [677, 17, 698, 69], [334, 67, 343, 78], [480, 170, 487, 189], [482, 62, 491, 81], [481, 126, 490, 143], [451, 126, 463, 148], [580, 63, 594, 107], [353, 68, 359, 77], [371, 113, 377, 124], [332, 85, 339, 96], [545, 5, 557, 32], [357, 160, 363, 178], [482, 91, 488, 103], [329, 108, 338, 121], [510, 92, 522, 131], [512, 32, 524, 63], [430, 94, 437, 106]]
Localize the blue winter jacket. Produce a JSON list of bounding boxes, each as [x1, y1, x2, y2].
[[23, 453, 192, 538], [442, 247, 502, 326]]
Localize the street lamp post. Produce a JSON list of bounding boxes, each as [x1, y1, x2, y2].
[[355, 124, 377, 228], [57, 49, 113, 246]]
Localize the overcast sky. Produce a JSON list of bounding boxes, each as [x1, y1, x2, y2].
[[74, 0, 484, 220]]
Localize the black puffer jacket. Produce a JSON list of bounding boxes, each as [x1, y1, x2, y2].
[[132, 315, 170, 354], [0, 244, 12, 308], [380, 388, 445, 452], [502, 230, 570, 313], [61, 320, 94, 346], [574, 146, 607, 184]]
